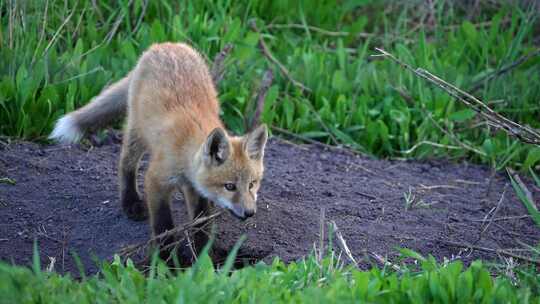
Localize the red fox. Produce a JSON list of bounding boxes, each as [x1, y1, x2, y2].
[[49, 42, 268, 252]]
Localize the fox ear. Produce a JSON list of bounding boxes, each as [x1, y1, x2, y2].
[[244, 124, 268, 160], [203, 128, 230, 166]]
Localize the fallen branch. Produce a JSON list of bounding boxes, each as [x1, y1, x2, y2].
[[374, 48, 540, 146]]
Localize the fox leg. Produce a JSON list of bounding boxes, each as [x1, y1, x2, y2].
[[145, 162, 176, 256], [119, 125, 147, 220], [181, 184, 212, 254]]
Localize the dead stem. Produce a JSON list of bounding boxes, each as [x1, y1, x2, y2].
[[331, 221, 359, 268], [247, 69, 273, 132], [119, 212, 223, 259], [211, 43, 234, 84], [249, 20, 311, 93], [469, 49, 540, 93]]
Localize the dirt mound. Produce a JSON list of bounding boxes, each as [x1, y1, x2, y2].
[[1, 136, 539, 275]]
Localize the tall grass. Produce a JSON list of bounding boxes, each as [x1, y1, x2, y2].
[[1, 0, 539, 170]]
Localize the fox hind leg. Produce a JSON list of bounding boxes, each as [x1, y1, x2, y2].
[[119, 125, 147, 221]]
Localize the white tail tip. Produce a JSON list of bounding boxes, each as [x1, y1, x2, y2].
[[49, 115, 83, 143]]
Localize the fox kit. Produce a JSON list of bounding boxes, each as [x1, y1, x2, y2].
[[50, 42, 268, 252]]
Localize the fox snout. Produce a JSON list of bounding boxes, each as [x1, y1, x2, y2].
[[228, 204, 256, 220]]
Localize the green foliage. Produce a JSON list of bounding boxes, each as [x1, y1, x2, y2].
[[1, 1, 539, 169], [1, 251, 539, 303], [508, 169, 540, 227]]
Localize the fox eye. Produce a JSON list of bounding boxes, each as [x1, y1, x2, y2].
[[224, 183, 236, 191]]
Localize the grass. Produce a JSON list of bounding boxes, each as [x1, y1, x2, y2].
[[1, 248, 539, 304], [508, 168, 540, 227], [1, 0, 539, 170], [1, 0, 540, 302]]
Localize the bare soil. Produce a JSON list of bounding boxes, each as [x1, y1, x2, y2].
[[1, 134, 539, 275]]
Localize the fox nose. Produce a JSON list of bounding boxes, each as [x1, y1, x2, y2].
[[244, 209, 255, 218]]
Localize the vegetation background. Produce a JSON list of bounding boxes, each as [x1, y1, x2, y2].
[[1, 0, 539, 302], [1, 0, 539, 170]]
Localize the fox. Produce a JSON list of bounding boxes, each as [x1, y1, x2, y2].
[[49, 42, 268, 254]]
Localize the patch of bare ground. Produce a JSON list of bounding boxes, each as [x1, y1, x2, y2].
[[0, 135, 539, 275]]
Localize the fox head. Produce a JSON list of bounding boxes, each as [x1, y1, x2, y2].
[[192, 124, 268, 220]]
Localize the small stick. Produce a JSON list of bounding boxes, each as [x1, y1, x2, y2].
[[400, 140, 462, 154], [331, 221, 359, 268], [249, 20, 311, 93], [369, 251, 401, 272], [0, 177, 16, 185], [42, 4, 77, 55], [431, 238, 540, 266], [250, 21, 345, 146], [119, 212, 223, 258], [271, 125, 367, 157], [507, 168, 536, 207], [418, 184, 460, 190], [466, 215, 530, 222], [355, 191, 378, 201], [183, 230, 198, 262], [105, 0, 135, 44], [475, 185, 508, 243], [248, 69, 273, 132], [265, 23, 349, 37], [319, 207, 326, 262], [425, 110, 487, 157], [470, 49, 540, 93], [211, 44, 234, 84], [133, 0, 149, 34]]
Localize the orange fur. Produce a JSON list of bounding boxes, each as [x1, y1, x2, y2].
[[50, 42, 268, 253]]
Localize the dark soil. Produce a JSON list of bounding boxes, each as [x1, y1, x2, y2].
[[1, 135, 539, 275]]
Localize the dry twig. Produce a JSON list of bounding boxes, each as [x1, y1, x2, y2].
[[430, 238, 540, 266], [270, 126, 367, 157], [470, 49, 540, 93], [466, 215, 530, 222], [265, 23, 349, 37], [247, 69, 273, 132], [119, 212, 223, 259], [249, 20, 311, 93], [331, 221, 359, 268], [474, 184, 508, 244], [211, 44, 234, 84], [507, 168, 536, 206], [368, 251, 401, 272]]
